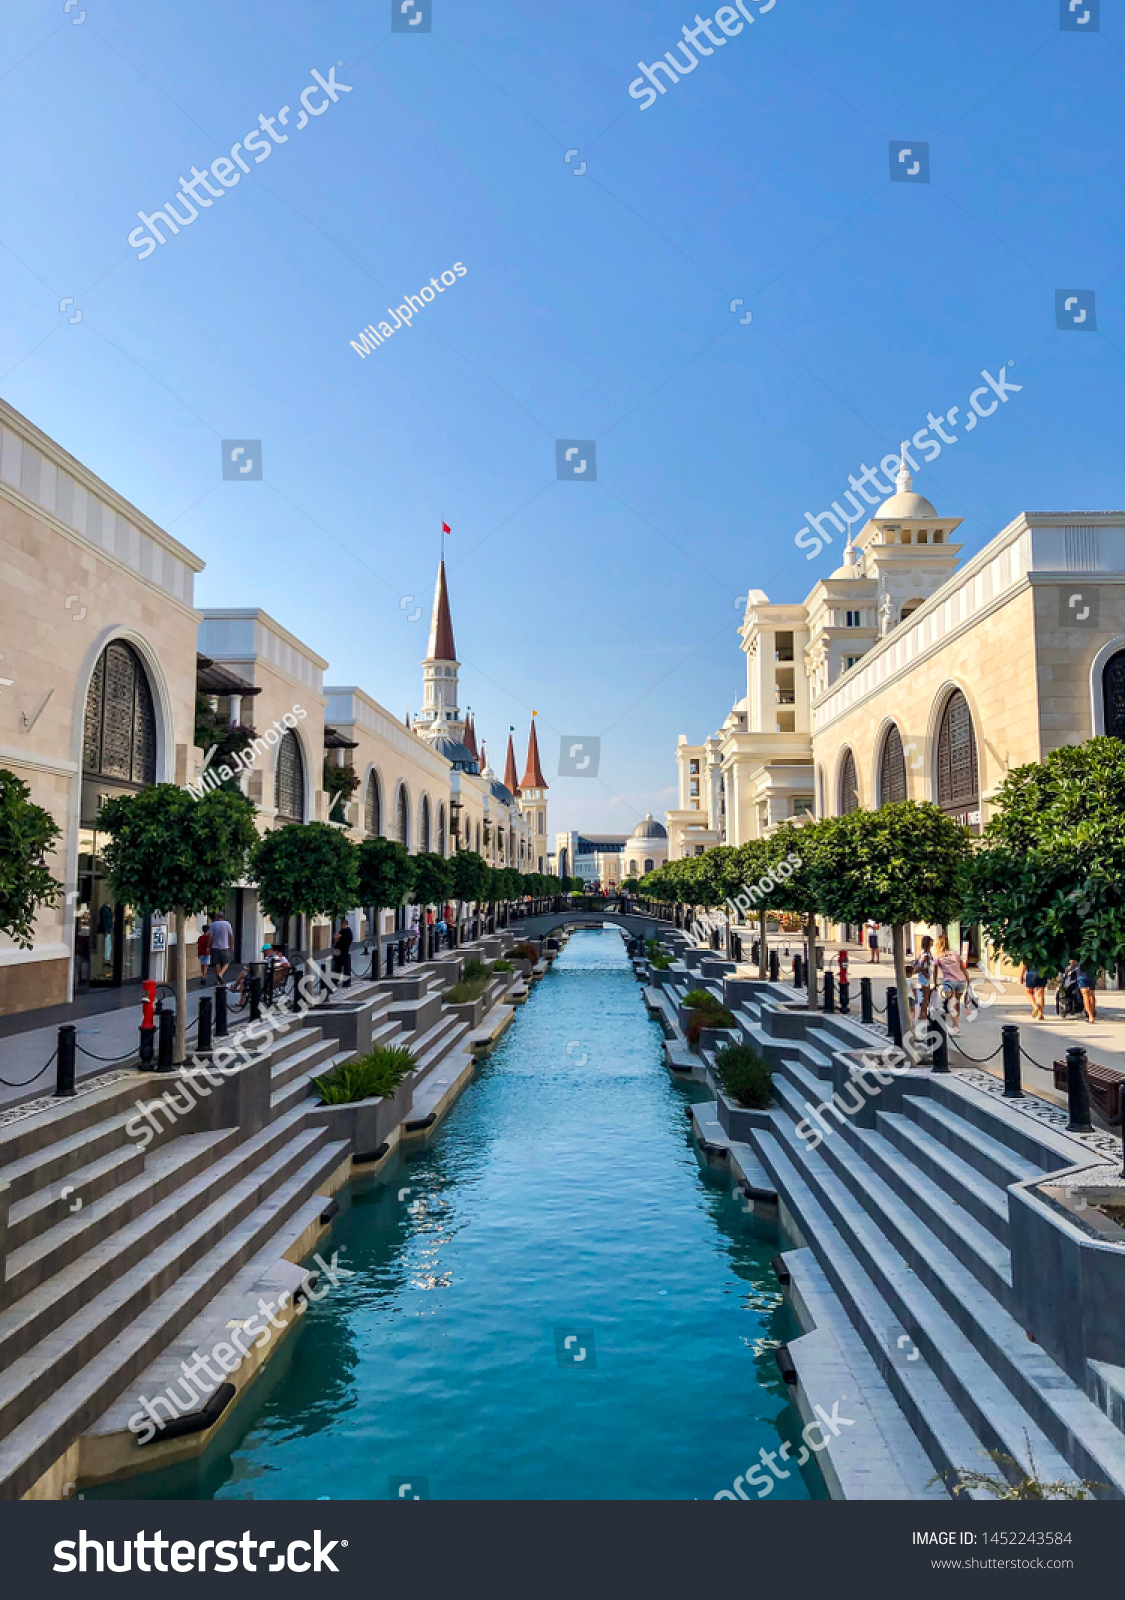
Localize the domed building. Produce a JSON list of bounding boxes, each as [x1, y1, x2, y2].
[[623, 813, 668, 880]]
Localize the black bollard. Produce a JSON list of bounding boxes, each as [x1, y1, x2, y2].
[[197, 995, 213, 1055], [1066, 1046, 1093, 1132], [769, 948, 779, 982], [385, 941, 394, 978], [249, 974, 263, 1024], [838, 979, 850, 1015], [824, 971, 835, 1014], [860, 977, 873, 1025], [55, 1023, 76, 1097], [157, 1008, 175, 1071], [751, 939, 760, 967], [215, 982, 229, 1037], [930, 1016, 949, 1073], [292, 957, 305, 1012], [139, 1022, 155, 1068], [1001, 1024, 1023, 1098], [793, 952, 804, 989], [398, 937, 406, 968], [886, 986, 903, 1048]]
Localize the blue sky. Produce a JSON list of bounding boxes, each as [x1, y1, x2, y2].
[[3, 0, 1122, 836]]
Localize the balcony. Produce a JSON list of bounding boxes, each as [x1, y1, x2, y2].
[[775, 689, 796, 706]]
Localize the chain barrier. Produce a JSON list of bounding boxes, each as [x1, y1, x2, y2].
[[0, 1048, 58, 1088], [949, 1038, 1004, 1065], [74, 1038, 142, 1064]]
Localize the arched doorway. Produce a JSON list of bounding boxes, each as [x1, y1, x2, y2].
[[420, 794, 431, 852], [76, 640, 158, 989], [437, 802, 446, 856], [274, 729, 306, 823], [365, 771, 382, 836], [396, 785, 409, 848], [839, 748, 860, 814], [935, 690, 980, 828], [1103, 649, 1125, 739], [879, 725, 907, 805]]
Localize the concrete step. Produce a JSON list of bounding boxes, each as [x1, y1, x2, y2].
[[877, 1109, 1012, 1243], [0, 1121, 334, 1453], [0, 1079, 147, 1169], [906, 1099, 1044, 1191], [0, 1133, 347, 1501], [4, 1131, 240, 1304], [0, 1115, 304, 1373], [269, 1050, 352, 1120], [6, 1143, 147, 1253], [767, 1112, 1125, 1494], [268, 1036, 341, 1094], [0, 1111, 137, 1207]]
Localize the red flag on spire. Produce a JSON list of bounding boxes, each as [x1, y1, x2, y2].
[[442, 521, 451, 534]]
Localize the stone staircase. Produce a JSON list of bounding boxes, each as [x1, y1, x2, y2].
[[702, 977, 1125, 1499]]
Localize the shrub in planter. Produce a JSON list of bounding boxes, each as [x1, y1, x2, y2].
[[682, 987, 724, 1011], [492, 959, 513, 973], [509, 942, 540, 963], [312, 1045, 415, 1105], [714, 1042, 773, 1109], [446, 960, 491, 1005], [685, 1004, 735, 1046]]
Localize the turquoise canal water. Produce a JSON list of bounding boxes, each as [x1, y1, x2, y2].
[[96, 927, 821, 1502]]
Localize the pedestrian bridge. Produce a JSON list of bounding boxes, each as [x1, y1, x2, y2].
[[516, 909, 667, 942]]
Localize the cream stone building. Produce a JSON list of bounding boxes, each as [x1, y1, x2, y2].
[[671, 448, 1125, 953], [1, 408, 548, 1019]]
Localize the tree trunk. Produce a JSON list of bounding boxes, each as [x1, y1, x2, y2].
[[805, 911, 819, 1011], [892, 924, 911, 1042], [758, 907, 768, 980], [174, 907, 188, 1065]]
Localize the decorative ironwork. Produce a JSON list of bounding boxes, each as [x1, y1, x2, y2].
[[81, 641, 156, 785], [936, 690, 979, 812], [365, 772, 381, 836], [1103, 650, 1125, 740], [879, 725, 908, 805], [839, 748, 860, 814], [275, 729, 305, 822]]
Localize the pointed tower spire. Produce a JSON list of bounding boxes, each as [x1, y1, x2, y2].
[[896, 441, 913, 496], [520, 717, 547, 790], [463, 712, 478, 761], [425, 558, 456, 663], [504, 733, 521, 797]]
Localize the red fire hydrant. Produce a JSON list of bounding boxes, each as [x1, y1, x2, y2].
[[837, 950, 848, 986], [139, 979, 158, 1068]]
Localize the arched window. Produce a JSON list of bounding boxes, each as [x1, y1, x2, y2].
[[396, 784, 409, 847], [82, 641, 157, 786], [879, 725, 907, 805], [438, 802, 446, 855], [1103, 650, 1125, 739], [365, 772, 381, 836], [274, 729, 305, 822], [420, 795, 431, 852], [900, 598, 923, 621], [936, 690, 979, 816], [839, 748, 860, 814], [644, 857, 654, 873], [476, 820, 482, 854]]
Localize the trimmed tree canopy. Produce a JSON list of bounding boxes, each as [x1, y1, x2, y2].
[[357, 836, 415, 912], [965, 736, 1125, 974], [0, 768, 62, 947], [811, 802, 971, 930], [251, 821, 359, 922], [410, 850, 453, 910], [98, 783, 258, 917]]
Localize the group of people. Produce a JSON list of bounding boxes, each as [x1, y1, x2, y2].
[[1018, 958, 1097, 1024]]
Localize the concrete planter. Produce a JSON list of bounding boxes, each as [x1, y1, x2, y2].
[[713, 1085, 774, 1141], [445, 992, 487, 1028], [308, 1080, 414, 1160], [511, 958, 534, 979]]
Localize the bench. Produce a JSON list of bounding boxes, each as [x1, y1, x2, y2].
[[1053, 1057, 1124, 1125]]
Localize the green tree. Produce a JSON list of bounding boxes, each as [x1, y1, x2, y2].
[[98, 783, 258, 1063], [356, 836, 415, 978], [755, 822, 827, 1007], [964, 736, 1125, 978], [252, 823, 359, 984], [0, 768, 62, 947], [731, 837, 776, 979], [450, 849, 489, 938], [813, 801, 973, 1024]]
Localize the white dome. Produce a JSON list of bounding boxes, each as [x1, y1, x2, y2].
[[874, 489, 938, 520]]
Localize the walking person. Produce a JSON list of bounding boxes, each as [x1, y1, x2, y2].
[[910, 935, 935, 1024], [331, 921, 353, 988], [1018, 960, 1046, 1022], [865, 919, 881, 964], [1063, 957, 1097, 1023], [209, 911, 234, 986], [934, 934, 969, 1034], [196, 923, 211, 987]]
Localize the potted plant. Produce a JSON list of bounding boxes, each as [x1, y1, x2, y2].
[[308, 1044, 416, 1157]]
